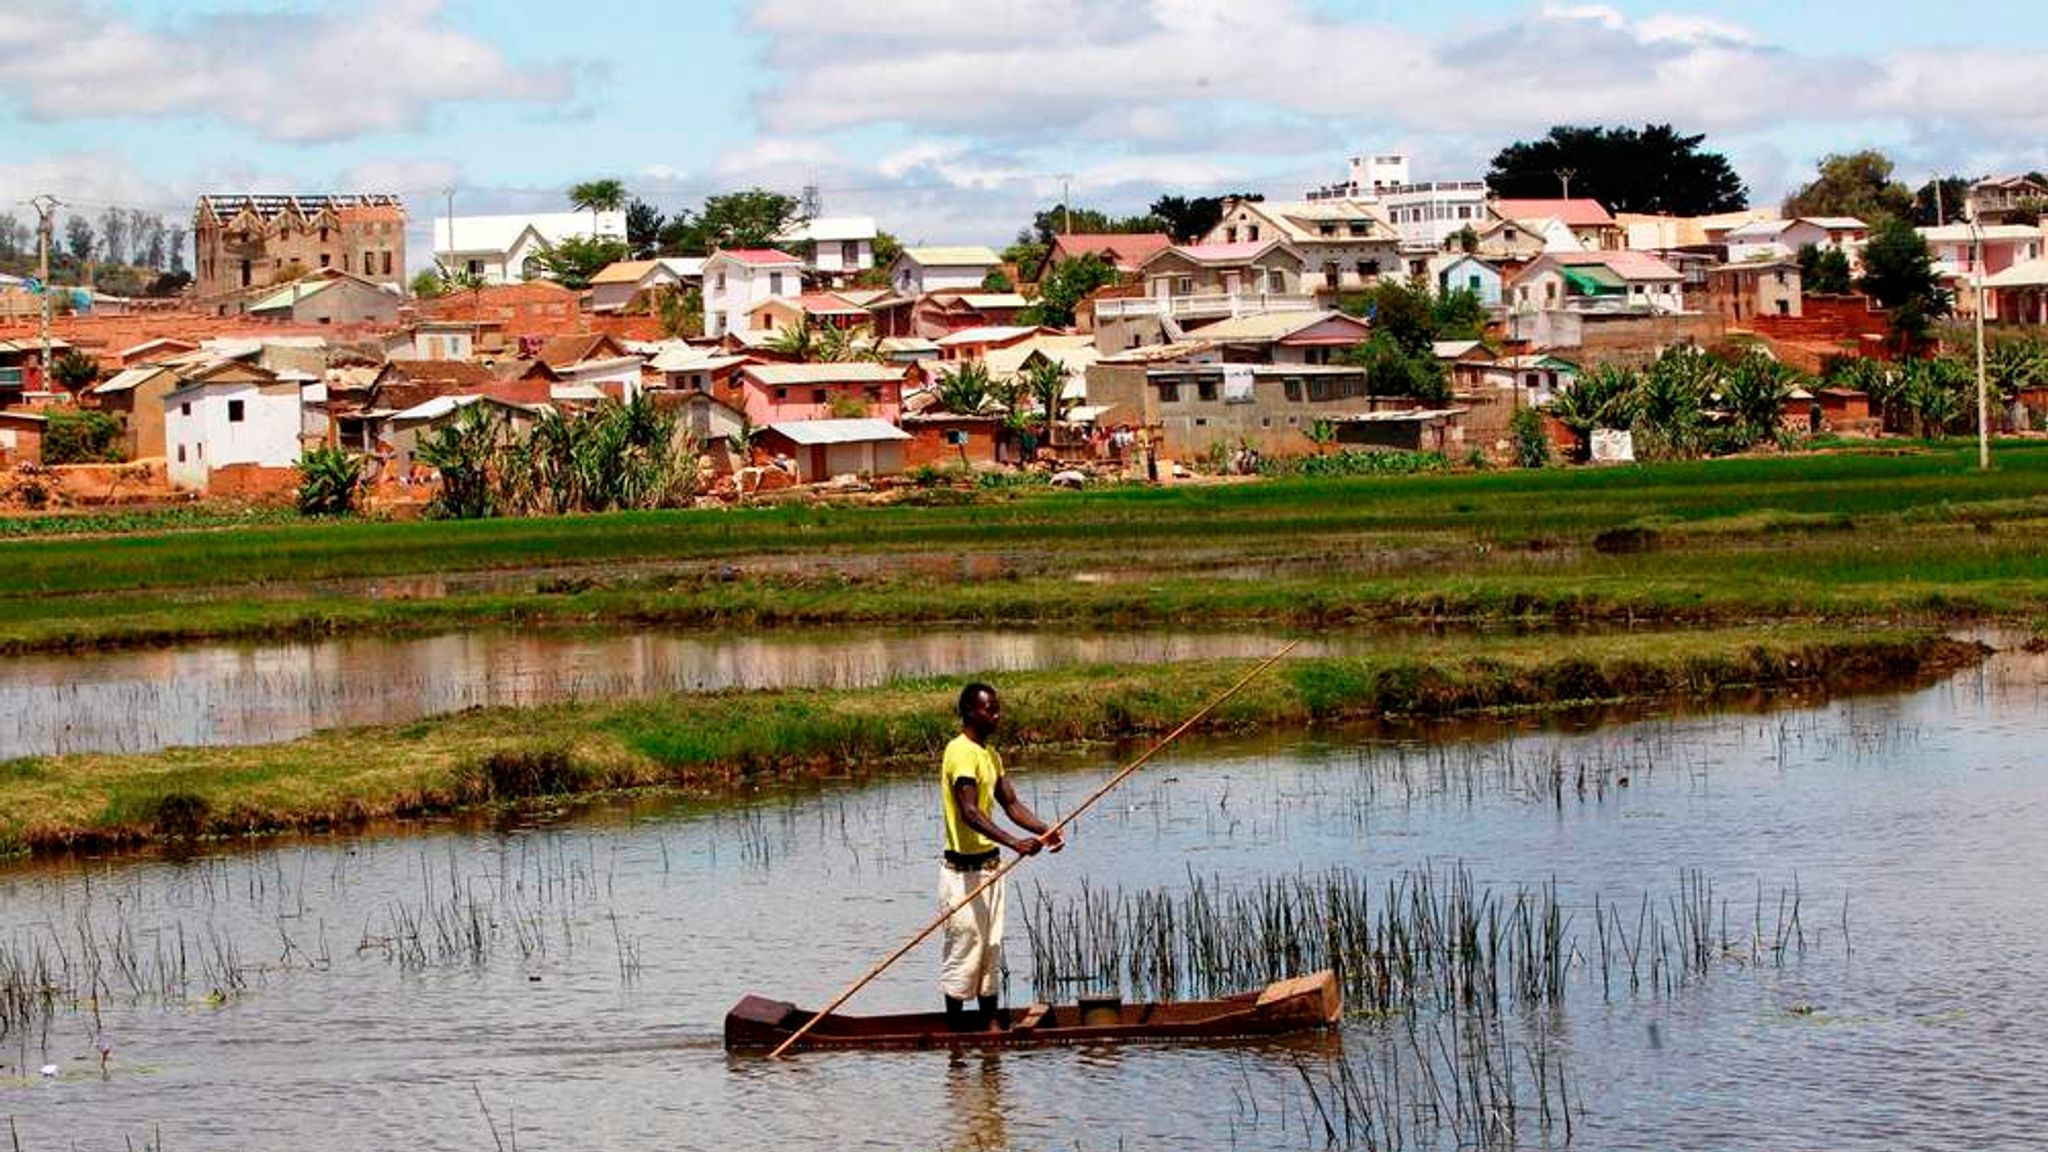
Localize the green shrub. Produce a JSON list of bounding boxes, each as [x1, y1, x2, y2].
[[296, 445, 364, 516], [41, 407, 124, 464], [1509, 407, 1551, 469]]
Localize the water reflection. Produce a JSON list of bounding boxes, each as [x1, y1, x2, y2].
[[0, 648, 2042, 1150], [0, 627, 1329, 759]]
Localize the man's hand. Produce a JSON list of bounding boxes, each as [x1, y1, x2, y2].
[[1041, 826, 1066, 853], [1011, 835, 1044, 856]]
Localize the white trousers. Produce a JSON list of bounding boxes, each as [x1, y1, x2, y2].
[[938, 864, 1006, 1001]]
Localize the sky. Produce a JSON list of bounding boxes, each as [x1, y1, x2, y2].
[[2, 0, 2044, 269]]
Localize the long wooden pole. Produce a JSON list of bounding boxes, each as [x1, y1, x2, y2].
[[768, 638, 1303, 1058]]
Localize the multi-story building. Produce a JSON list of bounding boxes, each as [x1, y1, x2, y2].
[[192, 194, 406, 304], [1305, 152, 1412, 201], [1202, 199, 1402, 294]]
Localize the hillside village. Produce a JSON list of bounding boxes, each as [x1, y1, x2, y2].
[[2, 152, 2047, 514]]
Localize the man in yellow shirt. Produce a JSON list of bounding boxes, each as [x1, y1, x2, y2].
[[940, 682, 1063, 1030]]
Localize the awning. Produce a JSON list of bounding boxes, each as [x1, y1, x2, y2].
[[1064, 404, 1117, 424], [1561, 266, 1624, 295]]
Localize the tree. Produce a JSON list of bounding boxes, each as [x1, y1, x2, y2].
[[1796, 243, 1852, 294], [166, 225, 188, 274], [1486, 124, 1748, 214], [1021, 357, 1070, 428], [1858, 216, 1947, 352], [626, 198, 665, 259], [1782, 150, 1913, 222], [98, 208, 128, 266], [1147, 194, 1261, 243], [658, 189, 804, 256], [1001, 240, 1049, 284], [568, 178, 627, 237], [1911, 176, 1976, 227], [981, 268, 1014, 292], [530, 235, 628, 289], [50, 348, 102, 394], [410, 269, 450, 298], [1337, 280, 1436, 355], [1337, 334, 1449, 403], [1023, 204, 1163, 247], [64, 215, 95, 263], [1026, 254, 1119, 328], [1720, 349, 1801, 448], [1633, 344, 1716, 459], [1433, 288, 1487, 341]]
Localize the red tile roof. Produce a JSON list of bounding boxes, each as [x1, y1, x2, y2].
[[1494, 199, 1616, 227], [1050, 232, 1172, 271]]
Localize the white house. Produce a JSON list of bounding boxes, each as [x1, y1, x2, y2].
[[888, 247, 1003, 297], [432, 211, 627, 285], [701, 249, 804, 337], [779, 216, 878, 285], [1379, 180, 1492, 253], [162, 360, 306, 491], [1724, 217, 1868, 265]]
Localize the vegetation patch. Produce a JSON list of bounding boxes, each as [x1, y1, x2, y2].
[[0, 628, 1980, 860]]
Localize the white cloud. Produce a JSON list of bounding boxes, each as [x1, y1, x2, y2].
[[744, 0, 2048, 155], [0, 0, 575, 142]]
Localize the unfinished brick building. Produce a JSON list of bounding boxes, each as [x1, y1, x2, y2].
[[192, 194, 407, 309]]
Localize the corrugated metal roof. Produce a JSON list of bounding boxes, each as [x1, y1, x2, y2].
[[901, 246, 1002, 266], [764, 417, 911, 445], [935, 325, 1040, 346], [741, 363, 907, 385]]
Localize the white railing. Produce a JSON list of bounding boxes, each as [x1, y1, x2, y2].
[[1095, 293, 1318, 320]]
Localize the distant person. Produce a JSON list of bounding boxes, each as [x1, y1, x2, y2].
[[940, 682, 1063, 1030]]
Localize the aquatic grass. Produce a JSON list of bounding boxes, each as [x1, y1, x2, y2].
[[0, 627, 1979, 860]]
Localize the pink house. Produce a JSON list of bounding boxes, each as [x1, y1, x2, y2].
[[735, 362, 908, 425]]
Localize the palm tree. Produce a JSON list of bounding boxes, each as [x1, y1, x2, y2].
[[937, 362, 994, 415], [1021, 357, 1070, 435], [1636, 344, 1717, 459], [765, 319, 819, 360], [1719, 349, 1801, 448], [568, 179, 627, 239]]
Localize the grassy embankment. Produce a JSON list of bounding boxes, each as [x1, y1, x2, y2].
[[0, 442, 2045, 651], [0, 627, 1985, 858]]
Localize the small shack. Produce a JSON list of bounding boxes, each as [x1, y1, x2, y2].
[[759, 418, 911, 483], [1328, 408, 1468, 454]]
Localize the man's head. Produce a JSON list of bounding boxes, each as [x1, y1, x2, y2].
[[958, 682, 1000, 739]]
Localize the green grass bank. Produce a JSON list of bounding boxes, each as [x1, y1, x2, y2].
[[0, 627, 1982, 860], [1, 443, 2044, 652]]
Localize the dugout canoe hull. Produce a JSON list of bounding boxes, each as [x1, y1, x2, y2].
[[723, 969, 1341, 1052]]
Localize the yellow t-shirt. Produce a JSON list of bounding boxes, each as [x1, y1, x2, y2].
[[941, 733, 1002, 855]]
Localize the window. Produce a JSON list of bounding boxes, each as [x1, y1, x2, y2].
[[1225, 227, 1237, 243], [775, 387, 788, 401], [382, 251, 393, 276], [1175, 276, 1194, 295], [176, 444, 186, 463], [1283, 378, 1303, 402], [319, 226, 329, 242], [716, 272, 727, 291], [1504, 228, 1518, 242], [319, 254, 331, 268], [228, 399, 245, 423], [1349, 223, 1368, 237], [1196, 380, 1217, 402], [1319, 224, 1336, 237], [813, 388, 828, 403], [1268, 270, 1286, 292], [1248, 226, 1261, 241], [1157, 381, 1180, 402], [180, 402, 191, 416], [240, 259, 252, 287], [1308, 378, 1333, 402], [468, 259, 484, 276], [770, 272, 786, 295], [1468, 274, 1481, 292], [842, 240, 859, 266]]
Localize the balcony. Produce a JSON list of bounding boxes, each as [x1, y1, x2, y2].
[[1095, 293, 1318, 321]]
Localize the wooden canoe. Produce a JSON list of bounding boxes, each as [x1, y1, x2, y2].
[[723, 969, 1341, 1052]]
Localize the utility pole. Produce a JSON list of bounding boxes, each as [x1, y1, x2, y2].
[[28, 195, 60, 378], [1554, 169, 1575, 201]]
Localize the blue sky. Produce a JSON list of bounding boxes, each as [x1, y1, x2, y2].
[[3, 0, 2044, 264]]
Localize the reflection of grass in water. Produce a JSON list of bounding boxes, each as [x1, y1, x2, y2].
[[0, 627, 1977, 859]]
